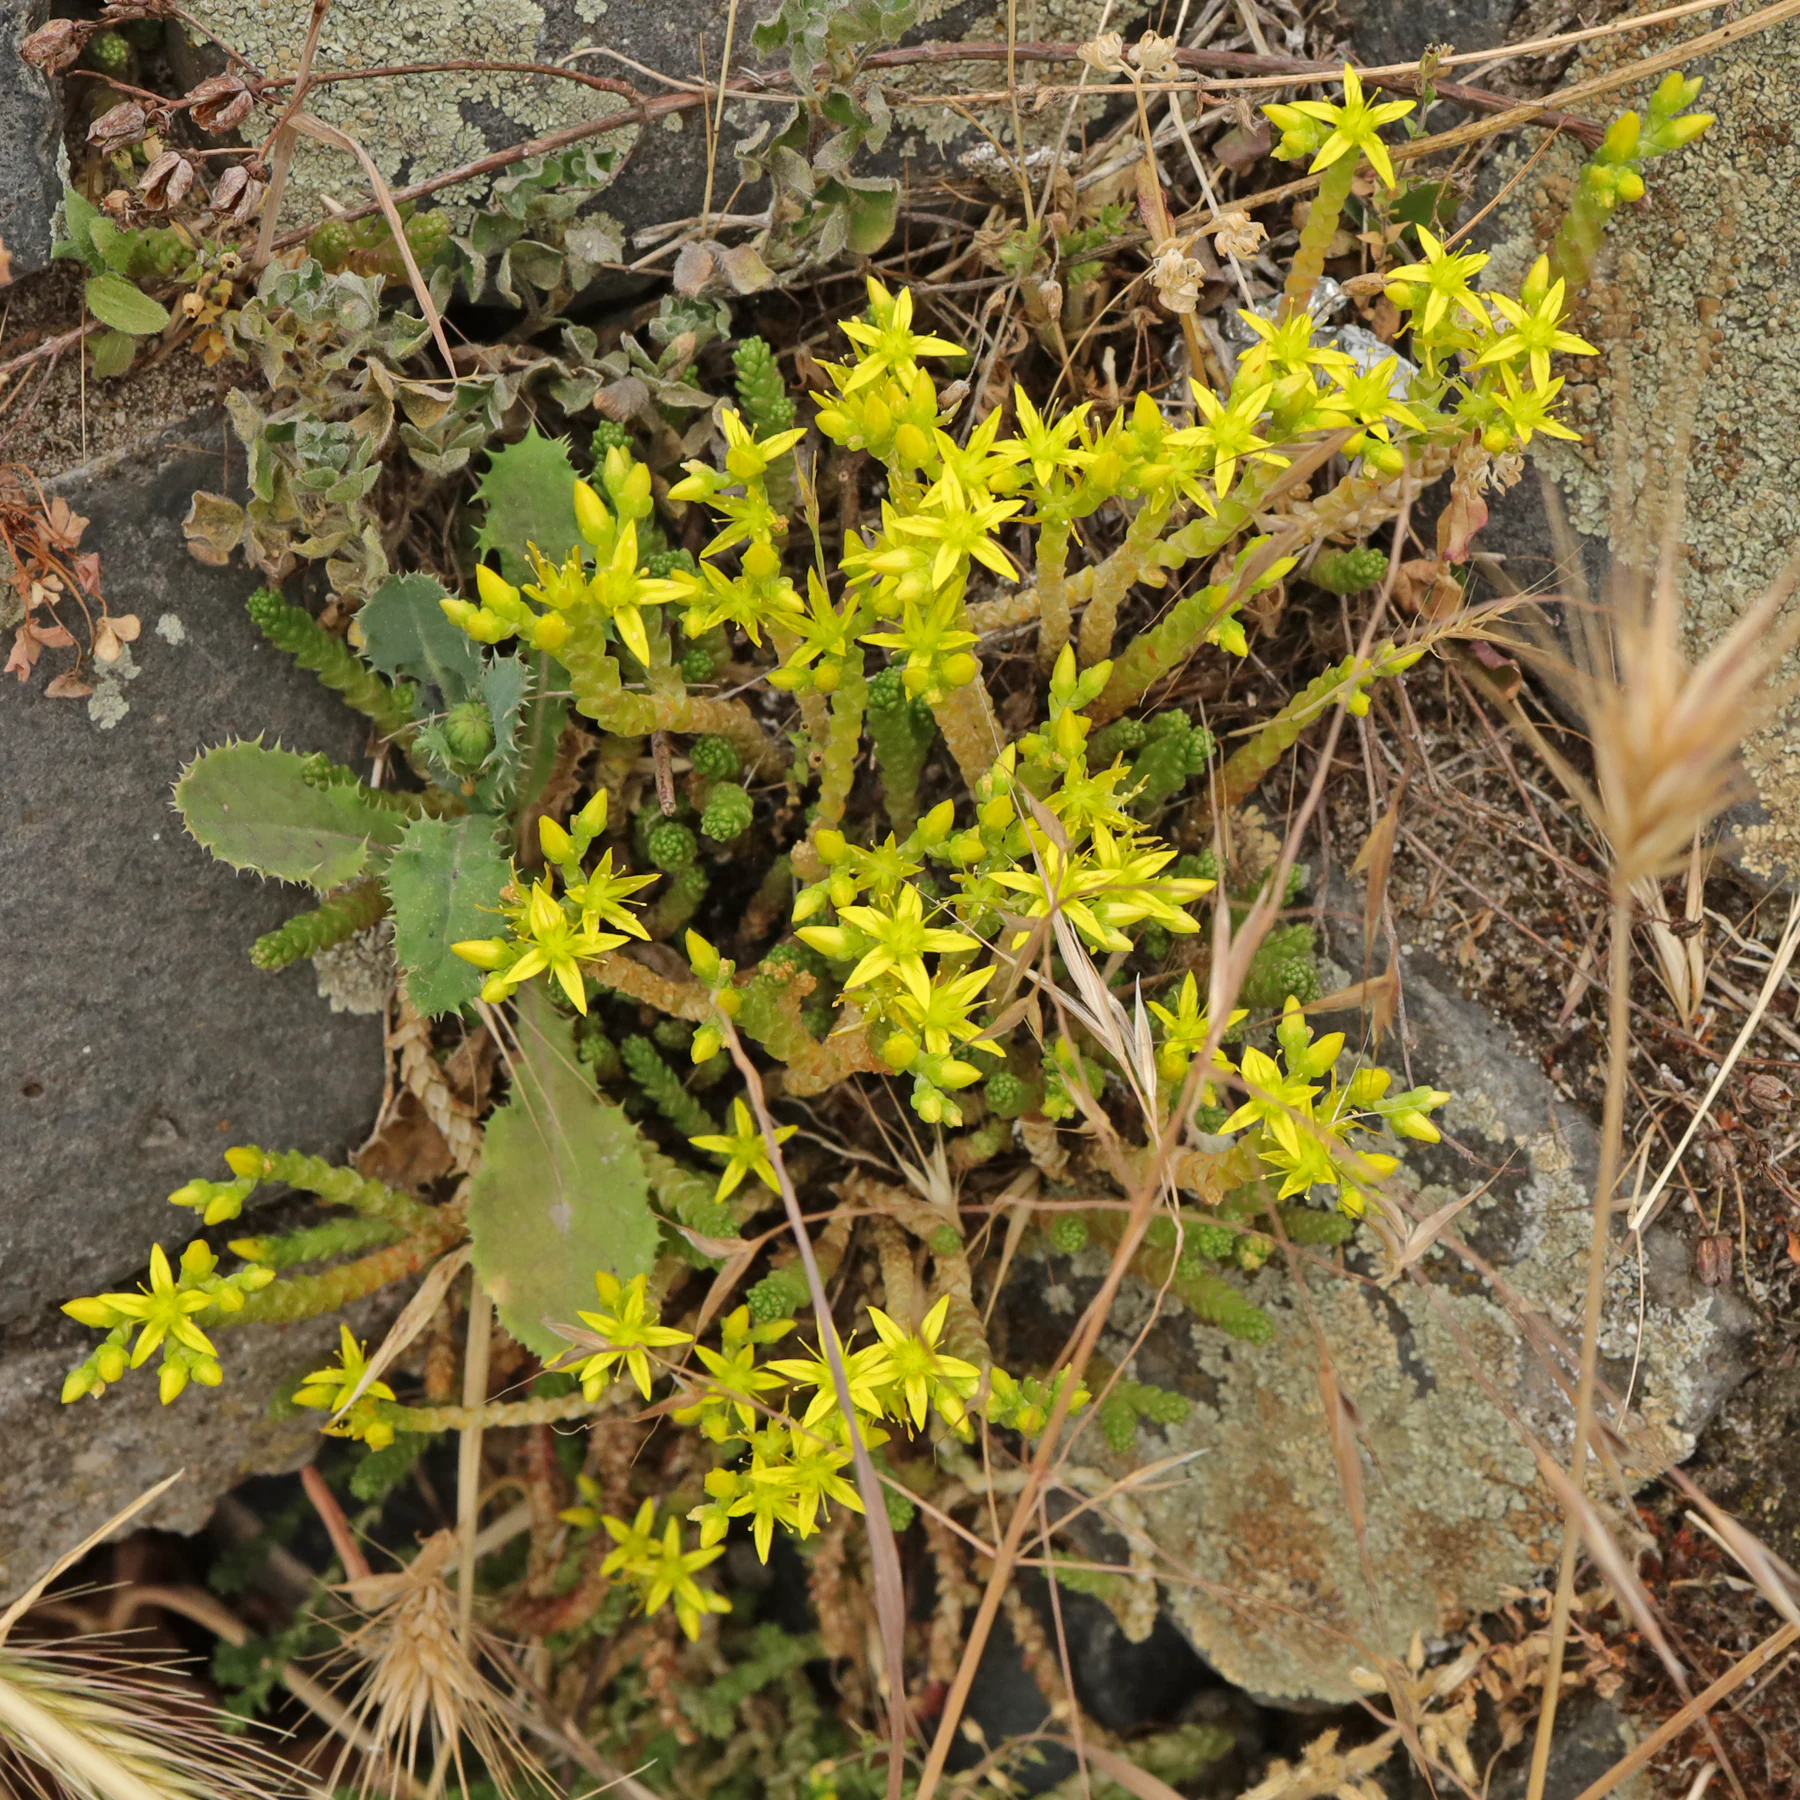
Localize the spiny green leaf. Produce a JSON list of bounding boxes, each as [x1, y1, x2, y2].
[[84, 272, 171, 335], [473, 427, 581, 585], [467, 985, 658, 1358], [175, 741, 406, 890], [385, 814, 512, 1016], [357, 572, 482, 703], [471, 652, 532, 810]]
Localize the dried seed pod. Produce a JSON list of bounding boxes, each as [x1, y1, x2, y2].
[[139, 149, 194, 210], [186, 71, 254, 134], [87, 100, 149, 150], [1744, 1072, 1791, 1113], [1695, 1232, 1733, 1287], [209, 163, 265, 225], [20, 18, 88, 73]]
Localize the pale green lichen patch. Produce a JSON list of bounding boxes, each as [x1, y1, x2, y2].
[[186, 1, 639, 222], [1483, 19, 1800, 880], [1029, 1040, 1733, 1703]]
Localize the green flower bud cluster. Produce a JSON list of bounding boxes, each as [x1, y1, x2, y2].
[[689, 734, 742, 780], [591, 419, 636, 457], [1309, 545, 1390, 595], [1047, 1213, 1089, 1255], [305, 207, 451, 280], [85, 29, 131, 76], [647, 820, 699, 872], [988, 1366, 1089, 1438], [747, 1265, 811, 1323], [440, 698, 496, 773], [701, 784, 754, 842], [1240, 920, 1322, 1012]]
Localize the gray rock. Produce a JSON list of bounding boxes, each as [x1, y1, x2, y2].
[[0, 0, 63, 280], [0, 414, 387, 1591], [176, 0, 743, 242], [1338, 0, 1521, 71], [0, 1305, 383, 1602], [1001, 918, 1747, 1704], [1475, 20, 1800, 884]]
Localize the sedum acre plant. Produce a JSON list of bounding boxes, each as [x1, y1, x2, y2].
[[54, 61, 1713, 1672]]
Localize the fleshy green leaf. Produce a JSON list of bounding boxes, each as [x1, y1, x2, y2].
[[385, 814, 512, 1016], [357, 572, 482, 704], [473, 427, 580, 584], [84, 272, 172, 336], [175, 740, 406, 890], [467, 985, 658, 1358]]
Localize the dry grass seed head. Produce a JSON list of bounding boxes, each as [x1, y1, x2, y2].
[[330, 1530, 535, 1798], [1519, 467, 1799, 892], [0, 1641, 300, 1800]]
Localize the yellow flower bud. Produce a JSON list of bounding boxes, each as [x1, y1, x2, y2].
[[893, 421, 932, 467], [476, 562, 520, 610], [223, 1144, 266, 1179], [573, 478, 609, 545], [452, 937, 512, 971], [63, 1297, 120, 1329], [530, 612, 570, 653], [539, 816, 575, 864]]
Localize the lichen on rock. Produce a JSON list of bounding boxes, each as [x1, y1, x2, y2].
[[185, 0, 642, 220], [1480, 18, 1800, 881], [1008, 940, 1745, 1703]]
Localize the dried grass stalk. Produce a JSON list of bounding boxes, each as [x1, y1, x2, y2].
[[329, 1531, 537, 1799], [1513, 474, 1798, 1800]]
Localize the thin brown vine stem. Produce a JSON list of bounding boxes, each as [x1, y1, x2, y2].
[[1526, 891, 1634, 1800], [715, 1015, 911, 1800], [263, 8, 1640, 256], [255, 58, 642, 102]]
